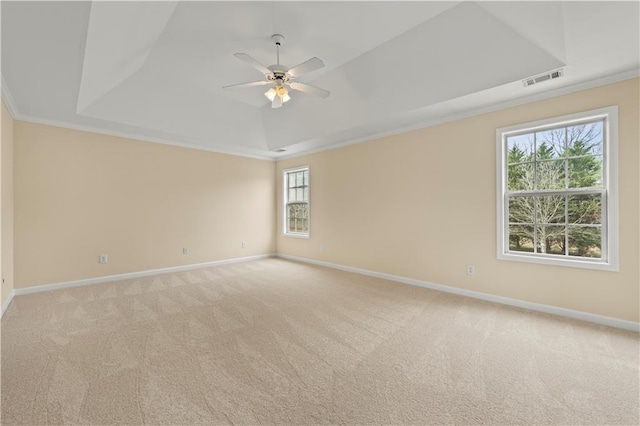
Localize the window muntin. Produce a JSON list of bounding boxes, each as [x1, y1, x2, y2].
[[497, 107, 618, 270], [284, 167, 309, 236]]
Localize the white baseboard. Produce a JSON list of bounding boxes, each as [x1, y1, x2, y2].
[[14, 254, 276, 296], [9, 252, 638, 332], [277, 254, 640, 333], [1, 289, 16, 318]]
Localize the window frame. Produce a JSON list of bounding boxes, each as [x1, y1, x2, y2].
[[283, 165, 311, 239], [496, 106, 618, 271]]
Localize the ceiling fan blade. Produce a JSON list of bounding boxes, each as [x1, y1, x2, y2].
[[272, 96, 283, 109], [234, 53, 272, 75], [223, 80, 271, 90], [289, 82, 330, 99], [287, 57, 324, 78]]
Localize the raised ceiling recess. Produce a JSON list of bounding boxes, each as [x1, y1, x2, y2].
[[2, 1, 639, 159]]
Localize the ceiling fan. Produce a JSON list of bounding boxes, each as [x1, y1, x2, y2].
[[223, 34, 330, 108]]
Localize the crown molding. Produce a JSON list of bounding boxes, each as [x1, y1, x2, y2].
[[15, 114, 277, 161], [5, 68, 638, 162], [277, 68, 640, 161], [1, 74, 20, 119], [3, 72, 275, 161]]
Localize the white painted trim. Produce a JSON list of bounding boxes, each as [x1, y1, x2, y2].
[[13, 114, 276, 161], [4, 68, 637, 162], [277, 68, 640, 161], [1, 74, 20, 119], [8, 252, 638, 332], [277, 254, 639, 332], [14, 254, 276, 296], [1, 290, 15, 318], [3, 69, 272, 160], [282, 233, 310, 240]]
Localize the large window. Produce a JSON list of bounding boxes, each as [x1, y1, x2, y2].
[[284, 166, 310, 237], [496, 106, 618, 270]]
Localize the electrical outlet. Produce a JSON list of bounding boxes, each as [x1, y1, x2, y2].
[[466, 264, 475, 275], [99, 254, 108, 264], [241, 241, 247, 249], [183, 247, 189, 255]]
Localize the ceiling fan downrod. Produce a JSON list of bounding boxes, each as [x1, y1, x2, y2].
[[272, 34, 284, 66]]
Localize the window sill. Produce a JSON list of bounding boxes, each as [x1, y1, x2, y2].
[[498, 252, 618, 272], [283, 233, 310, 239]]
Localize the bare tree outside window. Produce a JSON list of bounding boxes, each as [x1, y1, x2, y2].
[[505, 120, 605, 259], [284, 168, 309, 235]]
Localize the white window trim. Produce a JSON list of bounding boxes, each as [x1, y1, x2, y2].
[[496, 106, 619, 271], [283, 165, 310, 239]]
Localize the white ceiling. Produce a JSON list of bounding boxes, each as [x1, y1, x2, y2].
[[2, 1, 639, 160]]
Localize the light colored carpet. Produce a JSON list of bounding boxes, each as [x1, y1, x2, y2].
[[1, 258, 638, 425]]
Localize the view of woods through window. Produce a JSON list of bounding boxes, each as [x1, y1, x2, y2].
[[506, 119, 605, 259], [285, 168, 309, 235]]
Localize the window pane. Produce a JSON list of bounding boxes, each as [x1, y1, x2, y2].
[[303, 170, 309, 185], [296, 188, 303, 201], [287, 203, 309, 233], [303, 187, 309, 201], [569, 155, 603, 188], [567, 121, 603, 156], [536, 159, 566, 190], [536, 225, 566, 255], [296, 172, 303, 187], [508, 196, 534, 223], [568, 194, 602, 224], [288, 173, 295, 188], [536, 195, 565, 224], [508, 225, 534, 253], [507, 134, 534, 163], [507, 163, 534, 191], [536, 128, 565, 160], [499, 111, 614, 267], [568, 226, 601, 258], [288, 188, 295, 201]]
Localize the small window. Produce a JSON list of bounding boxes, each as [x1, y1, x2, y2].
[[284, 166, 310, 237], [496, 106, 618, 271]]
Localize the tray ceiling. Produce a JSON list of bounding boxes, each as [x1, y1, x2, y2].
[[2, 1, 639, 159]]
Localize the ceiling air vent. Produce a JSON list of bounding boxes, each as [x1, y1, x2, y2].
[[275, 148, 286, 153], [522, 69, 563, 87]]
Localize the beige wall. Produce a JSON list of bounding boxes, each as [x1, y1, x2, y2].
[[1, 101, 15, 308], [277, 78, 640, 322], [14, 122, 276, 288]]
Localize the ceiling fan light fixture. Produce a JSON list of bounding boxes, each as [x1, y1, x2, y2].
[[226, 34, 329, 109], [277, 85, 291, 103], [276, 84, 288, 97], [264, 87, 277, 101], [264, 87, 276, 102], [266, 84, 291, 107]]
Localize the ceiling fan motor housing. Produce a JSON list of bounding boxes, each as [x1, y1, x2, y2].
[[268, 64, 290, 82]]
